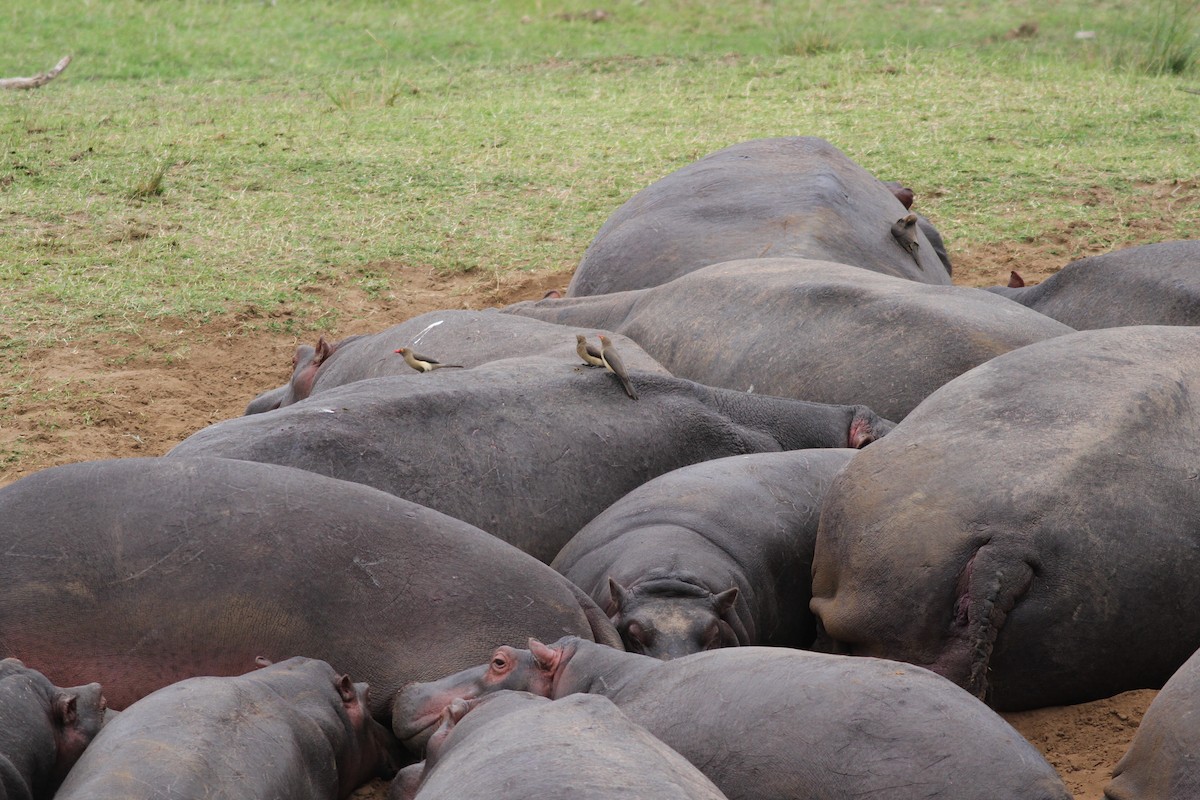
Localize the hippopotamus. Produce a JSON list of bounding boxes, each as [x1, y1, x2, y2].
[[54, 657, 398, 800], [390, 691, 728, 800], [553, 449, 856, 657], [393, 637, 1072, 800], [811, 326, 1200, 710], [170, 359, 893, 563], [568, 137, 952, 296], [0, 659, 108, 800], [985, 240, 1200, 329], [1104, 645, 1200, 799], [505, 258, 1073, 420], [244, 310, 667, 414], [0, 457, 620, 719]]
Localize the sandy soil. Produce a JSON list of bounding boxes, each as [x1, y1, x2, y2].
[[2, 213, 1186, 797]]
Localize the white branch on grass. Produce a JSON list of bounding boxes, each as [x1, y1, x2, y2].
[[0, 56, 72, 90]]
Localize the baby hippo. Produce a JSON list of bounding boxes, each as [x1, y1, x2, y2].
[[53, 657, 400, 800], [390, 691, 728, 800], [0, 658, 108, 800]]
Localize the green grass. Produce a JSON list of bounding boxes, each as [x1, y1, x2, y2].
[[1, 0, 1198, 355]]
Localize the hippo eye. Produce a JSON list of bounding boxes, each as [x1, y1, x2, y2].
[[490, 653, 509, 671]]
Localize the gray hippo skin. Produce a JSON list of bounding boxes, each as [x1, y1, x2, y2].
[[171, 359, 893, 564], [54, 657, 398, 800], [393, 638, 1071, 800], [568, 137, 952, 296], [0, 659, 107, 800], [553, 449, 857, 657], [0, 457, 619, 719], [506, 258, 1073, 420], [391, 692, 728, 800], [986, 240, 1200, 329], [1104, 645, 1200, 799], [811, 326, 1200, 710], [245, 310, 667, 414]]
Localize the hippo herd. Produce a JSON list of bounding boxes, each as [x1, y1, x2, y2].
[[3, 136, 1199, 799]]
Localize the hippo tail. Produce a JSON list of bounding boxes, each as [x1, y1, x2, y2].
[[565, 581, 626, 651]]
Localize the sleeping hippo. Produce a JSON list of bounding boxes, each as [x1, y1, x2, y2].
[[569, 137, 952, 295], [506, 258, 1072, 420], [391, 691, 728, 800], [0, 457, 620, 719], [986, 240, 1200, 329], [244, 310, 666, 413], [393, 637, 1072, 800], [172, 359, 893, 563], [553, 449, 856, 657], [0, 659, 108, 800], [811, 326, 1200, 710], [54, 657, 399, 800]]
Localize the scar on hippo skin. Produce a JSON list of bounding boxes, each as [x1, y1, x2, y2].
[[891, 214, 921, 260], [953, 546, 1035, 701]]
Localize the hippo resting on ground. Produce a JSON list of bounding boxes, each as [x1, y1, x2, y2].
[[568, 136, 952, 296], [811, 326, 1200, 710], [553, 449, 856, 658], [245, 310, 667, 414], [54, 657, 397, 800], [391, 692, 728, 800], [393, 637, 1071, 800], [986, 240, 1200, 329], [171, 359, 893, 564], [1104, 645, 1200, 799], [506, 259, 1073, 421], [0, 457, 620, 720], [0, 659, 108, 800]]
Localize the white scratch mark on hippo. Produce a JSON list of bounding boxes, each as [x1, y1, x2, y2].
[[353, 556, 384, 588], [107, 543, 204, 586], [411, 320, 445, 346]]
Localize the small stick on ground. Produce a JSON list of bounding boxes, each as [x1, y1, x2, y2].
[[1, 56, 72, 90]]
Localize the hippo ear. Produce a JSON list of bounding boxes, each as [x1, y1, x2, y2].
[[606, 577, 632, 617], [254, 655, 273, 668], [1008, 271, 1026, 288], [53, 693, 79, 727], [334, 674, 356, 704], [313, 336, 335, 367], [527, 638, 563, 675], [713, 587, 739, 615]]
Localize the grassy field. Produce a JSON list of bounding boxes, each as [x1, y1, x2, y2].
[[1, 0, 1198, 475]]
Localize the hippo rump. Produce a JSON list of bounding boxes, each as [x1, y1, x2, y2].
[[0, 457, 620, 720], [568, 137, 952, 296], [391, 692, 728, 800], [553, 449, 857, 658], [170, 359, 893, 564], [506, 258, 1073, 420], [1104, 645, 1200, 799], [245, 310, 667, 414], [811, 326, 1200, 710], [55, 657, 398, 800], [0, 659, 108, 800], [986, 240, 1200, 329], [393, 638, 1071, 800]]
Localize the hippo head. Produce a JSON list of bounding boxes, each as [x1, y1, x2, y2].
[[244, 336, 343, 415], [606, 577, 741, 660]]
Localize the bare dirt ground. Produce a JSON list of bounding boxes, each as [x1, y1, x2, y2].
[[1, 209, 1188, 797]]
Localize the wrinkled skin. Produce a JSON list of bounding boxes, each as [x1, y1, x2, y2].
[[391, 691, 728, 800], [986, 240, 1200, 329], [244, 310, 667, 414], [811, 326, 1200, 710], [394, 637, 1070, 800], [1105, 645, 1200, 799], [506, 259, 1072, 420], [0, 659, 107, 800], [553, 449, 857, 657], [55, 658, 399, 800], [569, 137, 952, 296], [171, 359, 892, 563], [0, 458, 619, 720]]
